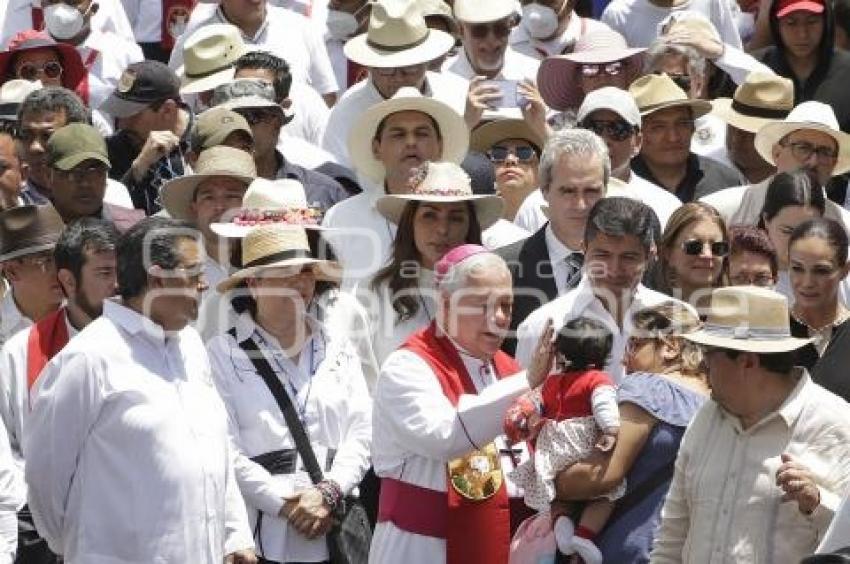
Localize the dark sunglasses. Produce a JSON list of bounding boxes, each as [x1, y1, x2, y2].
[[469, 20, 512, 39], [17, 61, 63, 81], [579, 61, 624, 77], [580, 119, 635, 141], [681, 239, 729, 257], [488, 145, 537, 163]]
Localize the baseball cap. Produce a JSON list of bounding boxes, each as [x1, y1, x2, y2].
[[100, 61, 181, 119], [191, 106, 253, 152], [47, 123, 111, 171], [577, 87, 641, 127], [776, 0, 825, 18]]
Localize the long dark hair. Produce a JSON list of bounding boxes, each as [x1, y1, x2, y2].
[[370, 200, 482, 322], [759, 170, 826, 228]]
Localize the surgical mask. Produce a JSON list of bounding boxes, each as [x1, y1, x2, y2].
[[44, 3, 87, 40], [326, 9, 359, 40], [521, 4, 559, 40]]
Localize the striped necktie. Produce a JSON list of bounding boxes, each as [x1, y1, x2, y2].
[[564, 252, 584, 291]]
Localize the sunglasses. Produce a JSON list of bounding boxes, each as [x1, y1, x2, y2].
[[580, 119, 635, 141], [579, 61, 623, 77], [468, 20, 513, 39], [681, 239, 729, 257], [237, 108, 280, 125], [488, 145, 537, 163], [16, 61, 63, 81]]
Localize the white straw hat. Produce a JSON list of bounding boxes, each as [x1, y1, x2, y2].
[[453, 0, 515, 23], [178, 23, 245, 94]]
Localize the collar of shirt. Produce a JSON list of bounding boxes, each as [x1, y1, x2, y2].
[[20, 179, 50, 205], [438, 327, 497, 390], [631, 152, 703, 202], [233, 309, 324, 346], [104, 299, 178, 347], [367, 74, 433, 101], [544, 222, 576, 265], [720, 368, 811, 434], [63, 307, 80, 339], [215, 5, 269, 42]]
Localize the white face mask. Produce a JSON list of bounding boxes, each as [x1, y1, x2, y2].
[[44, 3, 87, 40], [326, 9, 359, 40], [521, 3, 559, 40]]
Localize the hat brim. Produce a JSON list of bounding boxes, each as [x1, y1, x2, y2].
[[217, 257, 342, 292], [376, 194, 504, 229], [0, 240, 58, 263], [180, 65, 236, 95], [210, 221, 331, 238], [710, 97, 782, 134], [53, 151, 111, 171], [99, 94, 151, 119], [640, 99, 712, 120], [776, 1, 825, 18], [0, 41, 88, 103], [161, 173, 254, 220], [684, 330, 813, 353], [537, 51, 643, 111], [754, 120, 850, 175], [470, 118, 545, 152], [348, 96, 469, 182], [343, 29, 455, 68]]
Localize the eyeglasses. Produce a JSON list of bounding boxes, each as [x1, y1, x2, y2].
[[55, 163, 109, 183], [236, 108, 280, 125], [730, 273, 775, 287], [468, 20, 513, 39], [18, 252, 56, 272], [779, 140, 838, 163], [580, 119, 635, 141], [488, 145, 537, 163], [16, 61, 63, 81], [372, 64, 426, 78], [579, 61, 624, 77], [681, 239, 730, 257]]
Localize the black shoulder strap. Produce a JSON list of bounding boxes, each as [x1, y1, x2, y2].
[[229, 328, 325, 485], [606, 458, 676, 527]]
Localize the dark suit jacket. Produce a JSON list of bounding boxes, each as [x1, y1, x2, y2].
[[497, 225, 561, 356]]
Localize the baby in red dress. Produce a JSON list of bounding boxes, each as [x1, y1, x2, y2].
[[505, 317, 622, 564]]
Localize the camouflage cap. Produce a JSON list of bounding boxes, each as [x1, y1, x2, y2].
[[47, 123, 111, 171]]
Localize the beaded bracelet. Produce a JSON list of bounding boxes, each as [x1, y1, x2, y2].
[[316, 479, 343, 510]]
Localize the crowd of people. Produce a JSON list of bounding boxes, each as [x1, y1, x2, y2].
[[3, 0, 850, 563]]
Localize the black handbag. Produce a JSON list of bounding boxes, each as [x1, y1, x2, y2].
[[234, 334, 372, 564]]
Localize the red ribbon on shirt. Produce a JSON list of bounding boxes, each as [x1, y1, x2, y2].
[[402, 322, 518, 564], [26, 307, 69, 394]]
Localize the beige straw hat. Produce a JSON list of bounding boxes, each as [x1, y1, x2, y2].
[[711, 72, 794, 134], [628, 73, 711, 118], [470, 118, 546, 153], [178, 24, 245, 94], [453, 0, 515, 23], [217, 225, 341, 291]]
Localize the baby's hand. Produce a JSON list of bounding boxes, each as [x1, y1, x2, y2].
[[504, 394, 543, 443], [595, 431, 618, 452]]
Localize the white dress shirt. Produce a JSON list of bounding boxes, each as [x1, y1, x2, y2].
[[283, 81, 331, 148], [321, 72, 468, 168], [442, 45, 540, 82], [0, 292, 31, 350], [79, 28, 145, 113], [651, 370, 850, 563], [24, 300, 254, 562], [515, 277, 692, 383], [0, 418, 21, 564], [118, 0, 162, 43], [0, 0, 135, 48], [509, 13, 610, 60], [206, 312, 371, 564], [370, 337, 530, 564], [483, 219, 531, 250], [513, 188, 547, 233]]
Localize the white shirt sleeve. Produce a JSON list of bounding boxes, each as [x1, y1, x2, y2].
[[0, 416, 23, 563], [714, 45, 775, 85], [590, 385, 619, 433]]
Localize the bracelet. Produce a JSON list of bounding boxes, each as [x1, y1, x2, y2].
[[316, 479, 343, 510]]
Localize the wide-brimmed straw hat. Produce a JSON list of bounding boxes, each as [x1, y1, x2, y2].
[[178, 23, 245, 94], [629, 73, 712, 118], [160, 146, 256, 220], [470, 118, 546, 152], [0, 79, 41, 121], [711, 72, 794, 134], [0, 30, 89, 103], [211, 177, 325, 238], [376, 161, 503, 228], [217, 225, 341, 291], [0, 204, 65, 262], [348, 86, 469, 182], [453, 0, 515, 23], [754, 101, 850, 175], [538, 28, 644, 111], [343, 0, 455, 68], [684, 286, 813, 353]]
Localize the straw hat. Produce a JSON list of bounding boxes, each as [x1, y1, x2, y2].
[[211, 177, 325, 238], [628, 73, 712, 118], [538, 28, 644, 112], [684, 286, 813, 353], [178, 23, 245, 94], [453, 0, 515, 23], [0, 79, 41, 121], [160, 146, 256, 220], [419, 0, 458, 33], [470, 118, 546, 153], [754, 101, 850, 175], [347, 86, 469, 182], [711, 72, 794, 134], [376, 161, 503, 228], [217, 225, 341, 291], [343, 0, 455, 68]]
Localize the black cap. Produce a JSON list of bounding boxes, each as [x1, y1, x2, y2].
[[100, 61, 180, 119]]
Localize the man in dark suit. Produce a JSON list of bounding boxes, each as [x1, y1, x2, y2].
[[498, 128, 610, 354]]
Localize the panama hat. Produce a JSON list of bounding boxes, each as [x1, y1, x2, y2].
[[343, 0, 455, 68], [376, 161, 503, 228], [711, 72, 794, 134], [178, 23, 245, 95], [0, 79, 41, 121], [160, 146, 256, 220], [628, 73, 711, 118], [538, 28, 644, 112], [453, 0, 515, 23], [217, 225, 341, 291], [420, 0, 459, 33], [754, 101, 850, 175], [211, 177, 325, 238], [684, 286, 812, 353], [348, 86, 469, 182], [470, 118, 546, 153], [0, 204, 64, 262]]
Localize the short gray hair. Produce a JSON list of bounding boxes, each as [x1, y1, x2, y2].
[[538, 128, 611, 192], [643, 40, 706, 79], [437, 252, 508, 296]]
